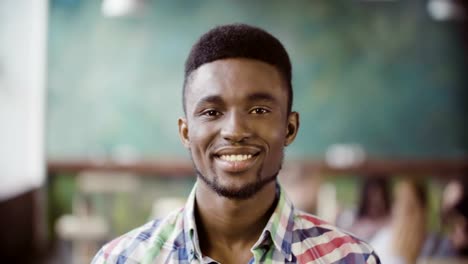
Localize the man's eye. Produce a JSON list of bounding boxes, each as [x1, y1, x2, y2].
[[250, 108, 269, 114], [203, 110, 221, 117]]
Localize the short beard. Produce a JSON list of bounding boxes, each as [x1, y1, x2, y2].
[[194, 155, 283, 200], [196, 169, 279, 200]]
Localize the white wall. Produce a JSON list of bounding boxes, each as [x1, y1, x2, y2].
[[0, 0, 47, 201]]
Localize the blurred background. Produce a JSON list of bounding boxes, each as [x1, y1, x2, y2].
[[1, 0, 468, 263]]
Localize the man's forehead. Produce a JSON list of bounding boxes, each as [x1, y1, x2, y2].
[[188, 58, 283, 88], [193, 92, 279, 106], [193, 57, 279, 76], [188, 61, 282, 94]]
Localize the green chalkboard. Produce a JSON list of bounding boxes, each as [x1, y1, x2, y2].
[[47, 0, 467, 159]]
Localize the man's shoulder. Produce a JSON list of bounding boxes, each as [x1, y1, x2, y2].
[[91, 208, 184, 264], [292, 210, 380, 263]]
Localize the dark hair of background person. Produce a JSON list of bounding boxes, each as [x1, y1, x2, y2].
[[182, 23, 293, 115], [452, 178, 468, 256], [453, 178, 468, 218], [356, 176, 392, 218]]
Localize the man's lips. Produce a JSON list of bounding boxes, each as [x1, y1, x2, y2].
[[212, 146, 261, 173], [214, 154, 259, 173], [213, 146, 261, 157]]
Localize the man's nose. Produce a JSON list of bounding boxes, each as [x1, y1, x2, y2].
[[220, 112, 252, 143]]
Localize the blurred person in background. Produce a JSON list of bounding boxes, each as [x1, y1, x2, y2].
[[371, 179, 428, 264], [347, 176, 392, 241], [91, 23, 380, 264], [422, 178, 468, 260], [449, 187, 468, 257]]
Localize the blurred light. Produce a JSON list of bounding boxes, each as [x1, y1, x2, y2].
[[316, 183, 338, 223], [428, 0, 466, 21], [111, 144, 141, 164], [149, 197, 186, 220], [101, 0, 145, 17], [55, 215, 108, 240], [325, 143, 366, 168]]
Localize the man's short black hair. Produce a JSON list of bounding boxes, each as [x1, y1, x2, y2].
[[183, 23, 293, 114]]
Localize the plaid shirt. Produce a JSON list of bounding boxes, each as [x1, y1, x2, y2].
[[92, 183, 380, 263]]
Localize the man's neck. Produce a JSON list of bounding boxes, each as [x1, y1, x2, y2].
[[194, 180, 277, 263]]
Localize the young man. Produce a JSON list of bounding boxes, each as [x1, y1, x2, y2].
[[92, 24, 380, 264]]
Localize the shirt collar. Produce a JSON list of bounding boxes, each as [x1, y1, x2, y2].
[[183, 182, 295, 262], [253, 183, 294, 261], [183, 182, 201, 262]]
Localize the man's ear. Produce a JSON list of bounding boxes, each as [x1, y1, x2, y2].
[[178, 117, 190, 148], [285, 111, 299, 146]]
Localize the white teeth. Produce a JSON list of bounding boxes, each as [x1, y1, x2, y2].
[[219, 154, 253, 161]]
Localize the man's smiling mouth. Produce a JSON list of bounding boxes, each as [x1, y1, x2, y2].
[[218, 154, 253, 162], [212, 147, 261, 173]]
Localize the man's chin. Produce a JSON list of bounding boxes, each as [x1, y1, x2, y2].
[[210, 184, 262, 200], [196, 170, 277, 200]]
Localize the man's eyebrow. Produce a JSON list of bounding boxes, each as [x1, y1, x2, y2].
[[194, 95, 224, 109], [247, 92, 278, 104]]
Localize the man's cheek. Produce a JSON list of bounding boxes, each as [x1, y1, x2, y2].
[[268, 131, 285, 145]]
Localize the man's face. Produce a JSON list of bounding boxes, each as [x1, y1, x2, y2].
[[179, 58, 299, 200]]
